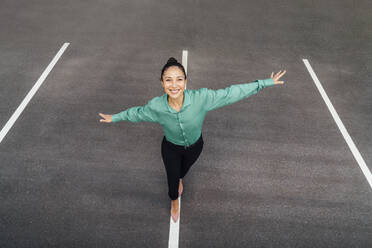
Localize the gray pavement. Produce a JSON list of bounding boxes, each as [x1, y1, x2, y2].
[[0, 0, 371, 247]]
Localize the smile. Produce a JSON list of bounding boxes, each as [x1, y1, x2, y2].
[[169, 89, 180, 94]]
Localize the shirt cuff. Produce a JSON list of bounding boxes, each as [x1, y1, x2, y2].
[[111, 113, 123, 123], [262, 78, 275, 87]]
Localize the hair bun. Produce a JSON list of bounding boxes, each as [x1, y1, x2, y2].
[[167, 57, 178, 64]]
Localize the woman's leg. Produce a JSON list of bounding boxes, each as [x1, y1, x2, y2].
[[161, 137, 182, 200], [180, 135, 204, 179]]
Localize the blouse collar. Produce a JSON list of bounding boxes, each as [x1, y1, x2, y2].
[[163, 89, 191, 113]]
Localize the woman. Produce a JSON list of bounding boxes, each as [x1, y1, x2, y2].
[[99, 57, 286, 223]]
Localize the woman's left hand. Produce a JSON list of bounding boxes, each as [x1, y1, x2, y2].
[[271, 70, 286, 84]]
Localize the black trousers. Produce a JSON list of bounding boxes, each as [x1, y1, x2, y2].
[[161, 133, 204, 200]]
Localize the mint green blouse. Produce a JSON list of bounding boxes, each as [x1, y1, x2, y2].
[[112, 78, 275, 147]]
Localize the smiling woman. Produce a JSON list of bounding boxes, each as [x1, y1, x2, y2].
[[160, 57, 187, 112], [98, 56, 286, 223]]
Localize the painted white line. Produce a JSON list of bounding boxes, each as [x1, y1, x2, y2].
[[303, 59, 372, 190], [168, 196, 181, 248], [182, 50, 188, 90], [168, 50, 188, 248], [0, 43, 70, 144]]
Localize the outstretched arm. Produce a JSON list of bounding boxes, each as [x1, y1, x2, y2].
[[201, 70, 286, 112], [99, 99, 158, 123]]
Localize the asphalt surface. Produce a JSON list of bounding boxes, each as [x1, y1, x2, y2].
[[0, 0, 371, 247]]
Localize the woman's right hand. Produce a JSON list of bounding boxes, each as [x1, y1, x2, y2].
[[99, 113, 113, 123], [271, 70, 286, 84]]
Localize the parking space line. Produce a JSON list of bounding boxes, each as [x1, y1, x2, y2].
[[182, 50, 188, 90], [303, 59, 372, 190], [168, 50, 188, 248], [168, 196, 182, 247], [0, 43, 69, 144]]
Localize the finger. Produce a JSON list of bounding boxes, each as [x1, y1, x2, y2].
[[277, 70, 286, 79], [274, 70, 282, 79], [101, 114, 109, 119], [271, 72, 274, 78]]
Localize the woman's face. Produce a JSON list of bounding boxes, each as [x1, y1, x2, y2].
[[161, 66, 186, 100]]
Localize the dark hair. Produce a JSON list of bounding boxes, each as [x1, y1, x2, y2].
[[160, 57, 187, 81]]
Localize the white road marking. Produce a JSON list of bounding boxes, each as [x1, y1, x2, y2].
[[0, 43, 70, 144], [168, 50, 188, 248], [168, 196, 181, 248], [303, 59, 372, 190], [182, 50, 188, 90]]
